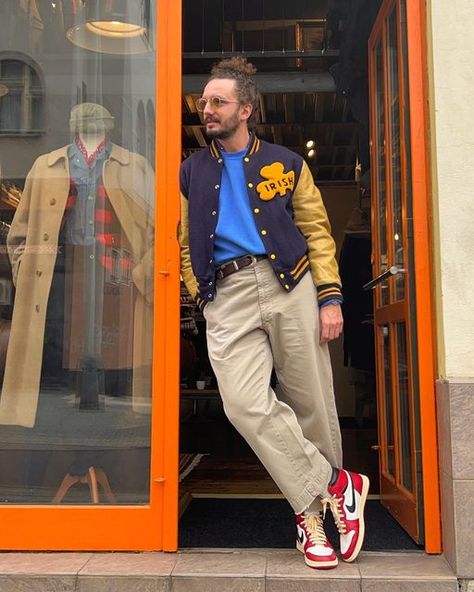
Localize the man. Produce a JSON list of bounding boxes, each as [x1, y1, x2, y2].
[[179, 57, 369, 569]]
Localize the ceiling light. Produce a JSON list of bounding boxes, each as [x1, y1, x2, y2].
[[67, 0, 151, 55], [306, 140, 315, 149]]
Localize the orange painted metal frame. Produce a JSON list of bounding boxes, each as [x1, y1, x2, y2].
[[0, 0, 182, 551], [405, 0, 441, 554]]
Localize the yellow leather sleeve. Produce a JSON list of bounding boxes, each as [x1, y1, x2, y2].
[[178, 192, 199, 301], [292, 160, 342, 301]]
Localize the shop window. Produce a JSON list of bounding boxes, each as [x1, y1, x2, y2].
[[0, 55, 44, 135], [0, 2, 156, 511]]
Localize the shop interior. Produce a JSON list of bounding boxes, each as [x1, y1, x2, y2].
[[178, 0, 420, 551]]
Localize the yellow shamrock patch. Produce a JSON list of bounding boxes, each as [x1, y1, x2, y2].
[[256, 162, 295, 201]]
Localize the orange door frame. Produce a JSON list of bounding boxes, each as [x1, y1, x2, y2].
[[163, 0, 442, 554], [0, 0, 182, 551], [405, 0, 441, 554]]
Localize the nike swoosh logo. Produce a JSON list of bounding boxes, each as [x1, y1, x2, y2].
[[296, 527, 305, 545], [346, 476, 356, 514]]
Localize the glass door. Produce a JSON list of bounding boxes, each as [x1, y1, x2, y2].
[[369, 0, 421, 542], [0, 0, 181, 551]]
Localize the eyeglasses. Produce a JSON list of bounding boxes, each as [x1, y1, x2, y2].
[[196, 96, 240, 112]]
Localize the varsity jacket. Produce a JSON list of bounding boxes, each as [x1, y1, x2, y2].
[[179, 133, 342, 310]]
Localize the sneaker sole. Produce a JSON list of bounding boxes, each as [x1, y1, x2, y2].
[[296, 540, 338, 569], [342, 474, 370, 563]]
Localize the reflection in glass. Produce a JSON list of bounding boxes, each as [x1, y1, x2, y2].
[[382, 325, 395, 476], [375, 41, 389, 306], [0, 1, 155, 505], [388, 8, 405, 302], [0, 58, 44, 135], [396, 322, 413, 492]]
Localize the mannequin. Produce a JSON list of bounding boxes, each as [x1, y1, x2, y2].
[[63, 103, 128, 409], [0, 103, 155, 427]]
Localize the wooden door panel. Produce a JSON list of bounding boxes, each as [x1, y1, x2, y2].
[[369, 0, 421, 543]]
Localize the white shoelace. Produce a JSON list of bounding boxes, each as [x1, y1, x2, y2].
[[303, 513, 328, 546], [321, 496, 347, 535]]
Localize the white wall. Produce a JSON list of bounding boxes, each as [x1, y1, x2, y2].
[[428, 0, 474, 379]]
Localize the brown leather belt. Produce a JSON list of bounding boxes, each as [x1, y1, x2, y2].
[[216, 254, 267, 280]]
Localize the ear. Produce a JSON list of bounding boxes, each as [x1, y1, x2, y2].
[[239, 103, 253, 122]]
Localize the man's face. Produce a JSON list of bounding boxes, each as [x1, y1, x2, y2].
[[201, 78, 249, 140]]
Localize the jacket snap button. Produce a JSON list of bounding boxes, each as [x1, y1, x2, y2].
[[284, 284, 290, 290], [209, 233, 214, 239], [254, 208, 260, 214], [270, 254, 277, 260], [261, 229, 267, 236], [248, 183, 254, 189], [244, 157, 250, 163], [211, 210, 217, 216], [280, 273, 285, 279], [214, 184, 220, 190]]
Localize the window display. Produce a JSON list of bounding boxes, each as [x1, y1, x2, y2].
[[0, 0, 156, 505]]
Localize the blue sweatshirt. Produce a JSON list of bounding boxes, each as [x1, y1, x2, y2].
[[214, 148, 266, 265]]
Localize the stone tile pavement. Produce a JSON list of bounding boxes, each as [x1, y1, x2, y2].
[[0, 549, 458, 591]]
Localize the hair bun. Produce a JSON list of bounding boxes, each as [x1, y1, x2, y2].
[[211, 56, 257, 77]]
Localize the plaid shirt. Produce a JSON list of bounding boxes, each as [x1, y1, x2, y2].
[[65, 138, 132, 279]]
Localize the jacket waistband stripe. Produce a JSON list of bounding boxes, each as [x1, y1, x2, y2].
[[293, 260, 310, 280], [290, 255, 309, 276]]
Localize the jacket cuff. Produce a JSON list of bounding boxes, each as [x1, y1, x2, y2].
[[317, 283, 342, 305]]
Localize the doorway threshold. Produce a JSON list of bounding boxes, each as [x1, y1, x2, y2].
[[179, 495, 420, 553]]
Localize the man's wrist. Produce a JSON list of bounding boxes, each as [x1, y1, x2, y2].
[[319, 297, 343, 309]]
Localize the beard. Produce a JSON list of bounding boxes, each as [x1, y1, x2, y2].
[[204, 109, 240, 139]]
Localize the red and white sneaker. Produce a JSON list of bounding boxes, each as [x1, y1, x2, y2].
[[296, 512, 338, 569], [322, 469, 370, 562]]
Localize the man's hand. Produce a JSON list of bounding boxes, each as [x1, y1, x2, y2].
[[319, 303, 344, 343]]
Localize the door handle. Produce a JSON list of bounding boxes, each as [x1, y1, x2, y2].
[[363, 265, 406, 291]]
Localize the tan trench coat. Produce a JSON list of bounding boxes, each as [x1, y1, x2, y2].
[[0, 143, 155, 427]]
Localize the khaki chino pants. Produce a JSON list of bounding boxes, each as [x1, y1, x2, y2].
[[204, 258, 343, 514]]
